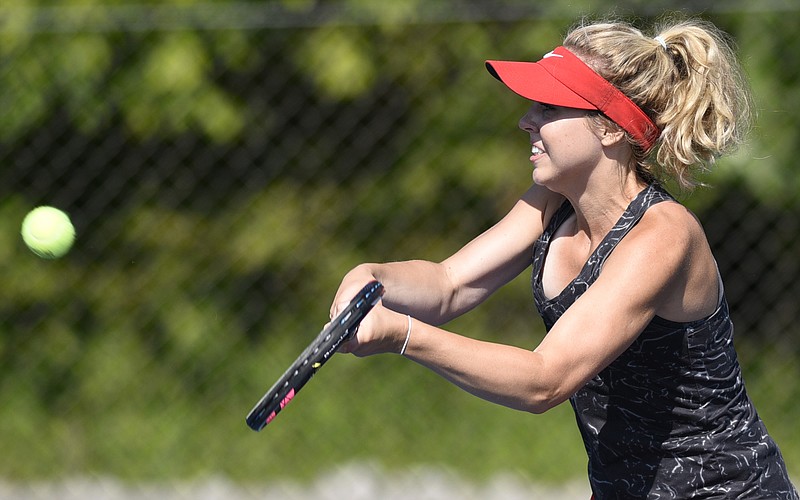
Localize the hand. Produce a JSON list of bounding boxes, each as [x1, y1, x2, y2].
[[329, 264, 378, 319], [338, 301, 408, 357]]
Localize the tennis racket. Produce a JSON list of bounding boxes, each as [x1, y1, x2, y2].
[[245, 280, 384, 431]]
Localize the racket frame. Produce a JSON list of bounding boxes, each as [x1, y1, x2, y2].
[[245, 280, 384, 431]]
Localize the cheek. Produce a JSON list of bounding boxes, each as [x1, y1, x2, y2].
[[547, 126, 602, 164]]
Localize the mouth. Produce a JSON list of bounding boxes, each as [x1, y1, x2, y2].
[[530, 144, 545, 162]]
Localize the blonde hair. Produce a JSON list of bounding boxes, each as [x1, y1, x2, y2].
[[563, 18, 753, 190]]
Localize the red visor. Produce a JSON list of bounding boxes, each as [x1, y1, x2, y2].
[[486, 46, 660, 150]]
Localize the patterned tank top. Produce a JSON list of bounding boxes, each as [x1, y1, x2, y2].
[[531, 184, 797, 499]]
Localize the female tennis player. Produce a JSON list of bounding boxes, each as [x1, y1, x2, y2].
[[330, 18, 798, 498]]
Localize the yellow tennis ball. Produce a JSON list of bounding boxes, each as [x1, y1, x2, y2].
[[21, 206, 76, 259]]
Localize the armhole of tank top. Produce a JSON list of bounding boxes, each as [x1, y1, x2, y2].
[[714, 259, 724, 307]]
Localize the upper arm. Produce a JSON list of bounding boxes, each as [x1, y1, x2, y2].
[[440, 183, 564, 316], [531, 204, 698, 407]]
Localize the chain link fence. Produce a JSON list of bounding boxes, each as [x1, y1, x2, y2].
[[1, 2, 798, 498]]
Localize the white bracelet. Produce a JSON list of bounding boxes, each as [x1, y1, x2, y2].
[[400, 314, 412, 355]]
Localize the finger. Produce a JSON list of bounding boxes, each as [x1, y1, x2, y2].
[[338, 338, 354, 354]]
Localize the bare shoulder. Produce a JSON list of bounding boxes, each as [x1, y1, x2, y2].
[[608, 200, 718, 321], [632, 200, 708, 252], [518, 182, 566, 230]]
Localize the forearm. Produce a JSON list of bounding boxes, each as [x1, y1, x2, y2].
[[346, 260, 458, 325], [338, 285, 570, 413], [400, 316, 562, 413]]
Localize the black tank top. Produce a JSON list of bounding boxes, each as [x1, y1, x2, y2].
[[531, 184, 798, 499]]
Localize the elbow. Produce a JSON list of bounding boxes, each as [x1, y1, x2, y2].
[[518, 353, 582, 414], [521, 386, 572, 415], [525, 403, 553, 415]]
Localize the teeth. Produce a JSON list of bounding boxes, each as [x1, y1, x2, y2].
[[531, 145, 543, 155]]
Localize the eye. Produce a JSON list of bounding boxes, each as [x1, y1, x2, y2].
[[540, 103, 558, 115]]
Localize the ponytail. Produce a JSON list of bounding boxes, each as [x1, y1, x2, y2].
[[564, 18, 753, 190]]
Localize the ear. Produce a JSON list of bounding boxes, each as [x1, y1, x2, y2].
[[599, 125, 627, 147]]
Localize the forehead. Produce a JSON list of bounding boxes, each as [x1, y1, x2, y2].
[[525, 101, 598, 116]]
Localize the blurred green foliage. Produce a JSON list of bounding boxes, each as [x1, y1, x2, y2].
[[0, 0, 798, 487]]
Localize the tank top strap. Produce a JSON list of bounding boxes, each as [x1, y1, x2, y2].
[[586, 183, 675, 275]]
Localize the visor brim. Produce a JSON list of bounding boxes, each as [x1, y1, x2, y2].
[[486, 60, 597, 111]]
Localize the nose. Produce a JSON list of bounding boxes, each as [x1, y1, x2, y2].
[[518, 107, 539, 134]]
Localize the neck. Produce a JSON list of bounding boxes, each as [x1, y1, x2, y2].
[[564, 168, 647, 244]]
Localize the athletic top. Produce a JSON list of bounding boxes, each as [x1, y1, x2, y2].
[[531, 183, 798, 499]]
